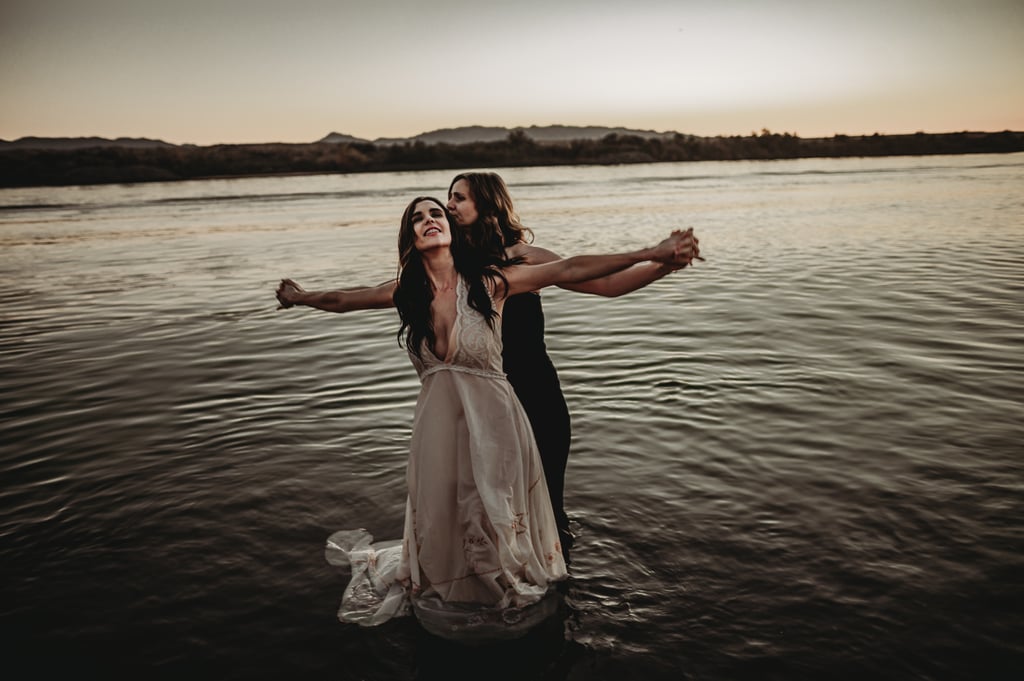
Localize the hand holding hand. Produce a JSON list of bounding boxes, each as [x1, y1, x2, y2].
[[276, 278, 305, 309], [672, 227, 702, 268], [652, 228, 702, 268], [651, 230, 684, 264]]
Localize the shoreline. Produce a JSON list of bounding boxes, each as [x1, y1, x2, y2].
[[2, 130, 1022, 189]]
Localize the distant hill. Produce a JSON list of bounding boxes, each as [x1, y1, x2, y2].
[[507, 125, 676, 143], [318, 132, 373, 145], [370, 126, 513, 146], [3, 129, 1021, 188], [3, 125, 679, 152], [0, 136, 175, 150], [319, 125, 678, 146]]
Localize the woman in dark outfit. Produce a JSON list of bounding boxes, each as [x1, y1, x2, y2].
[[499, 290, 573, 548], [277, 172, 700, 556], [446, 172, 695, 552]]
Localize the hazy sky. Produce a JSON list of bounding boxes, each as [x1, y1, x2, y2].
[[2, 0, 1022, 145]]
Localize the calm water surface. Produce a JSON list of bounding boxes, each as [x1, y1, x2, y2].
[[1, 155, 1022, 680]]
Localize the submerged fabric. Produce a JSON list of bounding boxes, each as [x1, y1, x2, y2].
[[327, 277, 567, 628]]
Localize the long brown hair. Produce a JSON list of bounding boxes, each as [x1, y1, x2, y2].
[[393, 196, 507, 359], [449, 172, 534, 260]]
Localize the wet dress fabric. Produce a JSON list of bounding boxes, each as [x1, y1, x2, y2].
[[326, 277, 566, 627]]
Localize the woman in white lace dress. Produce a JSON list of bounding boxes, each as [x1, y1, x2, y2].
[[280, 197, 691, 637]]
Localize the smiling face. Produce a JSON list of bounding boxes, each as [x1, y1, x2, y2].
[[447, 179, 479, 228], [409, 198, 452, 253]]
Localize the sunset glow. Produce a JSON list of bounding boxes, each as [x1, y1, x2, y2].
[[2, 0, 1022, 145]]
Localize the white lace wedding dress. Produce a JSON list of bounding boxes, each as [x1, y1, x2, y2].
[[326, 276, 567, 639]]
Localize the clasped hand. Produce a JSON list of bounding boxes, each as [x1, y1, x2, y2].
[[276, 278, 304, 309], [652, 228, 702, 268]]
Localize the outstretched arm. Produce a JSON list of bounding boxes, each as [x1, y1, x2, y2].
[[513, 228, 700, 297], [500, 231, 688, 298], [276, 278, 396, 313], [520, 245, 676, 297]]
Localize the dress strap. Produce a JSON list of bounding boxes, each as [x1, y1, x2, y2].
[[421, 364, 506, 381]]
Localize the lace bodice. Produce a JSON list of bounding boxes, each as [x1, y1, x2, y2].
[[409, 276, 505, 380]]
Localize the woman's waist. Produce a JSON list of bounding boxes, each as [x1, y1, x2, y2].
[[420, 362, 507, 381]]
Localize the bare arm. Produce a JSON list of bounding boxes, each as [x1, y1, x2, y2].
[[500, 232, 685, 298], [511, 228, 699, 297], [518, 244, 676, 297], [276, 278, 396, 313]]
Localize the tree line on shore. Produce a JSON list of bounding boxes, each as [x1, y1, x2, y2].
[[1, 129, 1021, 188]]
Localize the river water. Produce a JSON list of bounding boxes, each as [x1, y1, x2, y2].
[[1, 155, 1022, 680]]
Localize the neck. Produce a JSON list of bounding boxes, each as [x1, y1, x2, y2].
[[421, 247, 457, 293]]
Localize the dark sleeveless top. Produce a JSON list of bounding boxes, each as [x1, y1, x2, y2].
[[501, 292, 555, 384], [501, 292, 571, 531]]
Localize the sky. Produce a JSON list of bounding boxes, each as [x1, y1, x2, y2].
[[1, 0, 1022, 145]]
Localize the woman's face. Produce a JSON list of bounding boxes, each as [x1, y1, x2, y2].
[[410, 199, 452, 252], [447, 179, 479, 227]]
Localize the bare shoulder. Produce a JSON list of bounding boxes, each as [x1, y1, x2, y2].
[[508, 241, 563, 265]]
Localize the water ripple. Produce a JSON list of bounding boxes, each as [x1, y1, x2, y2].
[[1, 155, 1022, 679]]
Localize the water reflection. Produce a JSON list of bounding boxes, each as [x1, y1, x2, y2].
[[1, 154, 1022, 679], [412, 595, 585, 681]]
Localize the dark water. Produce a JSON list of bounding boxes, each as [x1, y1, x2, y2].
[[1, 156, 1022, 680]]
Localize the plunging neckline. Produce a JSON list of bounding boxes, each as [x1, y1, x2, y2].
[[425, 277, 461, 364]]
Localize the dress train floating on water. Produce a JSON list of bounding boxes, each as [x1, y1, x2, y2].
[[325, 528, 562, 640], [324, 277, 566, 640]]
